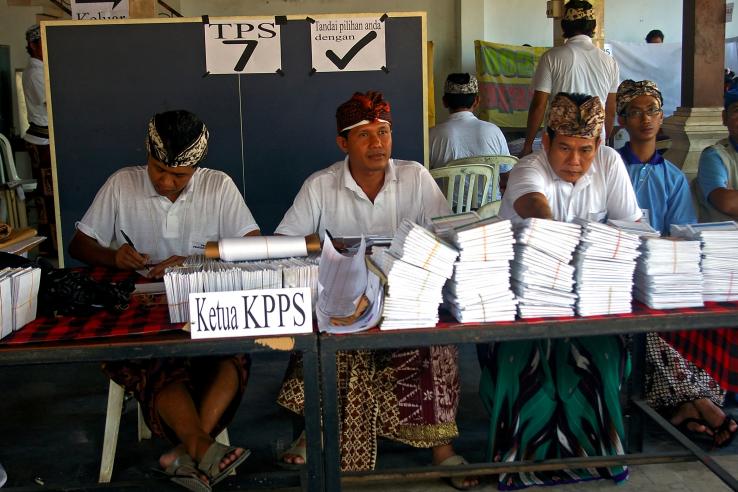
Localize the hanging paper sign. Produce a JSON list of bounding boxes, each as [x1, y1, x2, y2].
[[71, 0, 129, 20], [204, 19, 282, 74], [310, 17, 386, 72]]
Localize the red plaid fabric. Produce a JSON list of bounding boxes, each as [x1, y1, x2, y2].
[[1, 268, 182, 345]]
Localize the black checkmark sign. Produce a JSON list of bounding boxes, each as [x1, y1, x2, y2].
[[325, 30, 378, 70]]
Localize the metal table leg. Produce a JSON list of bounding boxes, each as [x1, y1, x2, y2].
[[320, 347, 342, 491], [302, 343, 325, 492], [627, 333, 646, 453]]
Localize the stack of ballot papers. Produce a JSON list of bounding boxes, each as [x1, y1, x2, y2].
[[672, 221, 738, 302], [163, 256, 319, 323], [373, 220, 459, 329], [573, 220, 641, 316], [444, 217, 517, 322], [633, 237, 704, 309], [607, 219, 660, 238], [431, 211, 481, 242], [0, 266, 42, 340], [316, 237, 383, 334], [511, 218, 581, 318]]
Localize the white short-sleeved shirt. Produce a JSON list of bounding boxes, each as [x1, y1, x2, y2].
[[22, 58, 48, 145], [429, 111, 510, 168], [499, 145, 642, 224], [77, 166, 259, 263], [275, 157, 452, 239], [533, 35, 619, 118]]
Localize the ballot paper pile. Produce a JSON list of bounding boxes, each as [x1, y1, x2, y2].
[[573, 220, 641, 316], [672, 221, 738, 302], [0, 266, 42, 340], [373, 219, 458, 329], [511, 218, 581, 318], [315, 237, 383, 334], [633, 237, 704, 309], [444, 217, 517, 322], [163, 257, 319, 323]]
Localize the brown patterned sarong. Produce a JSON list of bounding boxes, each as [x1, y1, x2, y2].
[[278, 346, 459, 471], [102, 355, 250, 444]]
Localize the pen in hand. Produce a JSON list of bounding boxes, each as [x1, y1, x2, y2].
[[120, 229, 151, 268]]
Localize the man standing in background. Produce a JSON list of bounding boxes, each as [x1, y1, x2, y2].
[[22, 24, 56, 256], [521, 0, 619, 157]]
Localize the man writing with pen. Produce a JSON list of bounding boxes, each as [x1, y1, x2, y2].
[[69, 110, 260, 490]]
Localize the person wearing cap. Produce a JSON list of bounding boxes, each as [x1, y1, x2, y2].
[[70, 110, 258, 490], [695, 87, 738, 222], [276, 92, 479, 490], [429, 73, 509, 169], [430, 73, 511, 203], [617, 80, 737, 447], [521, 0, 619, 157], [480, 92, 640, 488], [22, 24, 56, 256]]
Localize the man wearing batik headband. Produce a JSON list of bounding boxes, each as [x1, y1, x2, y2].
[[276, 92, 478, 490], [521, 0, 619, 157], [429, 73, 509, 170], [22, 24, 57, 256], [71, 109, 260, 278], [696, 87, 738, 221], [616, 82, 737, 448], [70, 110, 258, 490], [479, 92, 640, 489]]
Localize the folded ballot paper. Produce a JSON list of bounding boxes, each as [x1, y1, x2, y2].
[[163, 256, 319, 323], [632, 237, 704, 309], [672, 221, 738, 302], [573, 219, 641, 316], [315, 236, 383, 334], [374, 220, 459, 330], [511, 218, 581, 318], [444, 217, 517, 322], [0, 266, 42, 340]]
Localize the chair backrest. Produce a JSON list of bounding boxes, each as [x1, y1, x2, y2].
[[431, 163, 496, 214], [430, 155, 519, 214], [0, 134, 20, 182]]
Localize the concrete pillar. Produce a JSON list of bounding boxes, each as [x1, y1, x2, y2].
[[663, 0, 727, 179]]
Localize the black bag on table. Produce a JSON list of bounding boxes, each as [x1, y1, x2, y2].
[[0, 252, 135, 316]]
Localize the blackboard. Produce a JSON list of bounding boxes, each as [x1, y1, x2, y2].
[[44, 14, 427, 266]]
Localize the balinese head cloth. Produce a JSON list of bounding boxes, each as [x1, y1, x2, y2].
[[26, 25, 41, 43], [616, 79, 663, 115], [547, 92, 604, 139], [336, 91, 392, 134], [444, 73, 478, 95], [146, 112, 209, 167], [563, 4, 595, 21]]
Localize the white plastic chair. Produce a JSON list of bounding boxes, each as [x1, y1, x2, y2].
[[99, 380, 230, 483], [0, 134, 37, 193], [432, 155, 518, 217]]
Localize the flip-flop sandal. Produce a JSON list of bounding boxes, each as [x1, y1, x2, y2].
[[437, 454, 479, 491], [163, 454, 211, 492], [674, 417, 714, 442], [712, 415, 738, 448], [197, 441, 251, 487], [278, 431, 307, 470]]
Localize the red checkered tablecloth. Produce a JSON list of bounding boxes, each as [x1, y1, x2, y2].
[[0, 268, 182, 345]]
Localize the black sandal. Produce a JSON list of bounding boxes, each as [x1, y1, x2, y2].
[[712, 415, 738, 448]]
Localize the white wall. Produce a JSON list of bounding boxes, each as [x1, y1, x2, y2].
[[0, 0, 43, 136], [485, 0, 553, 47], [178, 0, 457, 124]]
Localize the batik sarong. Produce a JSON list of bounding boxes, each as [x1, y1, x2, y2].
[[103, 355, 251, 443], [278, 346, 460, 471], [478, 336, 629, 490]]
